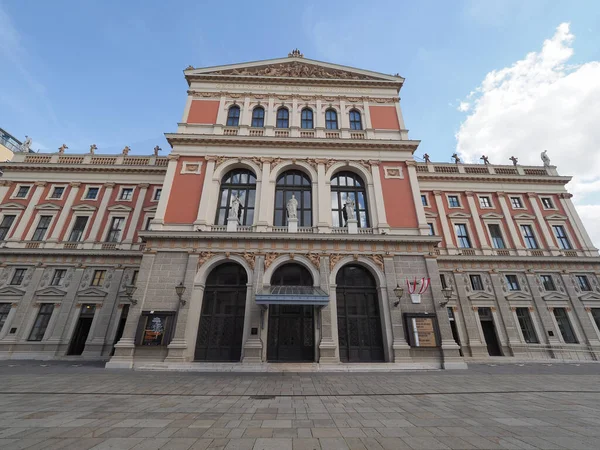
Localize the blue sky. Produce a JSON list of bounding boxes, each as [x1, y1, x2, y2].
[[1, 0, 600, 243]]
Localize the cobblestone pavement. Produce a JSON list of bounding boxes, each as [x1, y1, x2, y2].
[[0, 362, 599, 449]]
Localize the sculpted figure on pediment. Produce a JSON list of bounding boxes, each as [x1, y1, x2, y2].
[[211, 62, 377, 80]]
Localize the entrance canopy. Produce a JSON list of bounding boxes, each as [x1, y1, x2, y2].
[[256, 286, 329, 306]]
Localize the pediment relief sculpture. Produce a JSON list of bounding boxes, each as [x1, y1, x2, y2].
[[208, 62, 379, 80]]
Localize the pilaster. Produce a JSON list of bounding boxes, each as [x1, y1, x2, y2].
[[87, 182, 115, 242], [48, 182, 81, 242], [528, 193, 560, 255], [318, 255, 338, 363], [433, 191, 457, 252], [153, 154, 180, 228], [465, 191, 491, 253], [124, 184, 148, 244], [497, 192, 527, 255], [406, 160, 431, 235], [9, 182, 46, 241], [383, 257, 411, 362], [370, 161, 389, 231]]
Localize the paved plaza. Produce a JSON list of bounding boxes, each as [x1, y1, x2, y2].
[[0, 363, 599, 449]]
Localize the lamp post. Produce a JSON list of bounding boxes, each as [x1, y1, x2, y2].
[[393, 284, 404, 307], [124, 285, 137, 305], [175, 282, 187, 306], [440, 286, 453, 307]]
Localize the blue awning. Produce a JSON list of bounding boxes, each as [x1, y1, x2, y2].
[[256, 286, 329, 306]]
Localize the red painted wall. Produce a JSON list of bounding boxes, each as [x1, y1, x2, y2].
[[369, 106, 400, 130], [379, 163, 418, 228], [187, 100, 220, 124], [164, 158, 206, 224]]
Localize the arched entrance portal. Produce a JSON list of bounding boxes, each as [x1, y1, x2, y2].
[[267, 264, 315, 362], [336, 265, 385, 362], [194, 263, 247, 361]]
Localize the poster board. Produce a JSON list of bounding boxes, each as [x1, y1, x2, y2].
[[404, 313, 440, 347]]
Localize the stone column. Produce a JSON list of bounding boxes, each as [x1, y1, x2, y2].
[[465, 191, 491, 253], [9, 182, 46, 241], [316, 161, 330, 232], [256, 159, 272, 230], [452, 271, 487, 357], [559, 193, 598, 256], [48, 182, 80, 243], [319, 256, 338, 363], [242, 254, 263, 363], [106, 252, 157, 368], [215, 94, 227, 125], [425, 258, 467, 369], [194, 156, 216, 229], [153, 154, 179, 229], [489, 272, 520, 356], [166, 253, 199, 362], [86, 182, 115, 243], [406, 161, 430, 235], [370, 162, 389, 231], [497, 192, 527, 255], [123, 184, 148, 244], [384, 257, 411, 362], [433, 191, 457, 253], [528, 193, 559, 255]]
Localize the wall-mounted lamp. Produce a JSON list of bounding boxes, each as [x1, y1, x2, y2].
[[124, 285, 137, 305], [175, 282, 187, 306], [393, 284, 404, 307], [440, 286, 453, 307]]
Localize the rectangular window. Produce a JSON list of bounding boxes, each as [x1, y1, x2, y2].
[[470, 274, 484, 291], [0, 215, 16, 240], [131, 270, 139, 286], [50, 269, 67, 286], [91, 270, 106, 287], [120, 188, 133, 200], [137, 312, 174, 346], [0, 303, 11, 332], [85, 187, 99, 200], [506, 274, 520, 291], [448, 195, 460, 208], [488, 224, 505, 249], [15, 185, 30, 198], [541, 197, 554, 209], [591, 309, 600, 332], [510, 197, 523, 208], [427, 223, 435, 236], [106, 217, 125, 242], [516, 308, 539, 343], [552, 225, 572, 250], [32, 215, 52, 241], [521, 224, 538, 249], [540, 275, 556, 291], [10, 268, 26, 285], [153, 189, 162, 201], [440, 274, 448, 289], [68, 216, 89, 242], [421, 195, 428, 206], [479, 196, 492, 208], [145, 217, 154, 231], [553, 308, 578, 343], [454, 223, 471, 248], [49, 186, 65, 199], [28, 304, 55, 341], [576, 275, 592, 292]]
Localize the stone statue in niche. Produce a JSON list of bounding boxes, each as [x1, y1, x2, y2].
[[541, 150, 551, 166], [286, 194, 298, 219], [344, 198, 356, 221], [229, 194, 241, 221]]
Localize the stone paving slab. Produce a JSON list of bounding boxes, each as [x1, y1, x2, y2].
[[0, 362, 598, 449]]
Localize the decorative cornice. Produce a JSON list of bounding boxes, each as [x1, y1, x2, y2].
[[417, 172, 569, 186], [188, 90, 399, 104]]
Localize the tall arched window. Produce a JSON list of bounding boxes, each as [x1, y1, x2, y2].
[[276, 107, 289, 128], [349, 109, 362, 130], [301, 108, 313, 129], [331, 171, 369, 228], [325, 109, 338, 129], [215, 169, 256, 226], [226, 105, 240, 126], [251, 106, 265, 127], [274, 170, 312, 227]]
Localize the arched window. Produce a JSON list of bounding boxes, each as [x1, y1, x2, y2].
[[301, 108, 313, 129], [251, 106, 265, 127], [349, 109, 362, 130], [215, 169, 256, 226], [325, 109, 338, 129], [274, 170, 312, 227], [331, 171, 369, 228], [226, 105, 240, 126], [276, 107, 289, 128], [271, 263, 313, 286]]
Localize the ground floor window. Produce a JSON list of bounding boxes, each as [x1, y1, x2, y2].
[[28, 304, 55, 341], [553, 308, 578, 344], [136, 311, 175, 346], [592, 309, 600, 332], [515, 307, 538, 343], [0, 303, 11, 332]]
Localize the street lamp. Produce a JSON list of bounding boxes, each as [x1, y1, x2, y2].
[[393, 284, 404, 307], [124, 284, 137, 305], [175, 282, 187, 306], [440, 286, 453, 307]]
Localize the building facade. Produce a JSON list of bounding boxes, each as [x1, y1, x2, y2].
[[0, 54, 599, 369]]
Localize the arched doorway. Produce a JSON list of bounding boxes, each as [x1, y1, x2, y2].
[[336, 265, 385, 362], [194, 263, 247, 361], [267, 264, 315, 362]]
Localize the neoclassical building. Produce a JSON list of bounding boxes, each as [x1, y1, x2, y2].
[[0, 53, 599, 369]]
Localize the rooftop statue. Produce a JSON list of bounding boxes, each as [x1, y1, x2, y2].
[[451, 153, 461, 164], [89, 144, 97, 155], [509, 156, 518, 166], [20, 136, 32, 152], [58, 144, 68, 154], [541, 150, 551, 166], [480, 155, 490, 165]]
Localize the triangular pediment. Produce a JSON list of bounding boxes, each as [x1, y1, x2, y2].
[[546, 214, 568, 220], [581, 291, 600, 301], [541, 291, 569, 301], [107, 205, 133, 212], [35, 203, 62, 210], [513, 213, 536, 220], [467, 291, 496, 300], [72, 204, 97, 211], [505, 291, 533, 301], [76, 287, 108, 298], [424, 211, 438, 218], [481, 212, 504, 219], [0, 202, 26, 210], [35, 286, 67, 297], [186, 56, 402, 82], [143, 206, 158, 212], [0, 286, 26, 297], [448, 212, 472, 219]]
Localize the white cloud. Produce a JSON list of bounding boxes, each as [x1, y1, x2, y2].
[[456, 23, 600, 248], [457, 102, 470, 112]]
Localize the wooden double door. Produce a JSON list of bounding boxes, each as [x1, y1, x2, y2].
[[267, 305, 314, 362]]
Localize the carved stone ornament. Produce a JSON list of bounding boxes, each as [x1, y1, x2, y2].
[[240, 252, 255, 270], [264, 253, 278, 270], [329, 254, 344, 271], [307, 253, 320, 270], [209, 61, 379, 80], [197, 252, 215, 269]]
